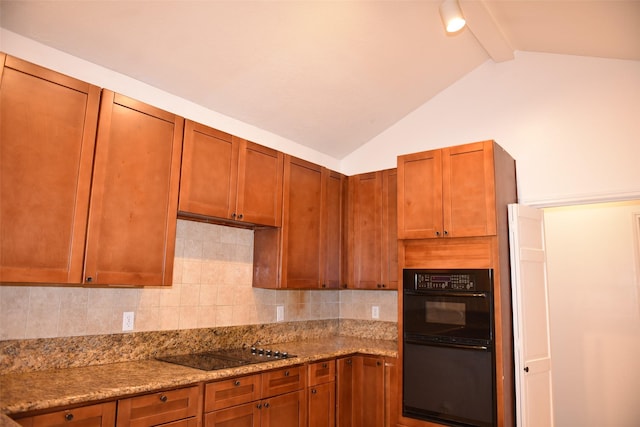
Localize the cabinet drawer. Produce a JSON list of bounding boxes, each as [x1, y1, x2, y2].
[[205, 374, 262, 412], [116, 385, 201, 427], [261, 365, 307, 398], [204, 402, 260, 427], [308, 360, 335, 386], [14, 401, 116, 427]]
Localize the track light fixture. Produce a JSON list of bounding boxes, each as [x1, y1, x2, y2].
[[439, 0, 466, 33]]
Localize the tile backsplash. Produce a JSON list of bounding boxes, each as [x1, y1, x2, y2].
[[0, 220, 397, 340]]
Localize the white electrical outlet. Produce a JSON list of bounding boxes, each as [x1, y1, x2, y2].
[[372, 306, 380, 319], [276, 305, 285, 322], [122, 311, 135, 331]]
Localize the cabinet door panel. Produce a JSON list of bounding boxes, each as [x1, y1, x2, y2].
[[84, 91, 183, 286], [321, 171, 346, 289], [179, 120, 238, 220], [336, 357, 354, 427], [443, 141, 497, 237], [236, 140, 283, 227], [308, 382, 336, 427], [354, 356, 384, 427], [397, 149, 443, 239], [281, 156, 323, 288], [204, 402, 260, 427], [382, 169, 398, 289], [349, 172, 383, 289], [262, 390, 306, 427], [0, 54, 100, 284]]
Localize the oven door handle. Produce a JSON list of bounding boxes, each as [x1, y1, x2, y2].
[[405, 339, 490, 351], [404, 290, 489, 298]]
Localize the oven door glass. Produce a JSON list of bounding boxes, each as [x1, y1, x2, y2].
[[403, 292, 492, 344], [403, 341, 495, 427]]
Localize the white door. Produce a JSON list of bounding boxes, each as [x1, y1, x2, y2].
[[508, 204, 554, 427]]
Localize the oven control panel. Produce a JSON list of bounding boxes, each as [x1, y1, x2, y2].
[[404, 269, 493, 292]]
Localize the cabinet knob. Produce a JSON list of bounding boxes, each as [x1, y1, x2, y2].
[[524, 366, 529, 373], [64, 413, 74, 422], [159, 394, 168, 402], [257, 403, 262, 409], [342, 284, 348, 289], [234, 380, 241, 386], [322, 363, 328, 369], [321, 283, 326, 288], [312, 389, 317, 394], [85, 276, 93, 283], [238, 214, 243, 220], [443, 230, 449, 236], [435, 231, 440, 237], [346, 359, 352, 365], [284, 370, 290, 377], [231, 213, 237, 219], [264, 402, 270, 408]]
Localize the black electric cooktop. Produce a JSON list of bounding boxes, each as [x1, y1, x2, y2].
[[157, 347, 296, 371]]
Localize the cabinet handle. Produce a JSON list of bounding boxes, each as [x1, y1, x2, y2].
[[524, 366, 529, 373], [64, 413, 74, 422], [159, 394, 168, 402], [234, 380, 241, 386]]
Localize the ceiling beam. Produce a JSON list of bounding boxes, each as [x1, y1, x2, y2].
[[460, 0, 514, 62]]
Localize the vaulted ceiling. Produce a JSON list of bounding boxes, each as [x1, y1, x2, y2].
[[2, 0, 639, 159]]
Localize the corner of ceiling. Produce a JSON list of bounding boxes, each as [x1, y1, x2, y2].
[[460, 0, 514, 63]]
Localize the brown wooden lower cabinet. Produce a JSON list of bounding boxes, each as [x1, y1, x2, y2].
[[13, 401, 116, 427], [337, 355, 392, 427], [204, 366, 307, 427], [308, 360, 336, 427]]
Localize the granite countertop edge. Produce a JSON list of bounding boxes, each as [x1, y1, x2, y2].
[[0, 337, 398, 417]]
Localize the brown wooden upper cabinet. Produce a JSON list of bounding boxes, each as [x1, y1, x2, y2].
[[253, 156, 346, 289], [347, 169, 397, 290], [0, 54, 101, 284], [178, 120, 284, 227], [83, 90, 184, 286], [397, 140, 514, 240]]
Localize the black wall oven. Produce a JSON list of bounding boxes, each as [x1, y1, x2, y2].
[[403, 269, 496, 427]]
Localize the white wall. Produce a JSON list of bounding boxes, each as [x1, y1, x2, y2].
[[342, 52, 640, 207], [544, 201, 640, 427]]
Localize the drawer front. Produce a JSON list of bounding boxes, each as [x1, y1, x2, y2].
[[205, 374, 262, 412], [116, 385, 201, 427], [261, 365, 306, 398], [14, 401, 116, 427], [308, 360, 336, 386]]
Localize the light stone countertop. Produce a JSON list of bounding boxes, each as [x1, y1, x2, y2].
[[0, 336, 397, 418]]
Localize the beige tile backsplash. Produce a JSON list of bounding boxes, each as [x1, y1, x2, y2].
[[0, 220, 397, 340]]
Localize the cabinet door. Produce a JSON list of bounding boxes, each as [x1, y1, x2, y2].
[[354, 356, 384, 427], [179, 120, 238, 221], [281, 156, 323, 288], [83, 90, 183, 286], [116, 385, 201, 427], [261, 390, 306, 427], [236, 139, 284, 227], [381, 169, 398, 289], [14, 401, 116, 427], [0, 54, 100, 284], [321, 170, 347, 289], [397, 149, 443, 239], [442, 141, 497, 237], [336, 357, 354, 427], [204, 402, 260, 427], [308, 381, 336, 427], [348, 172, 383, 289]]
